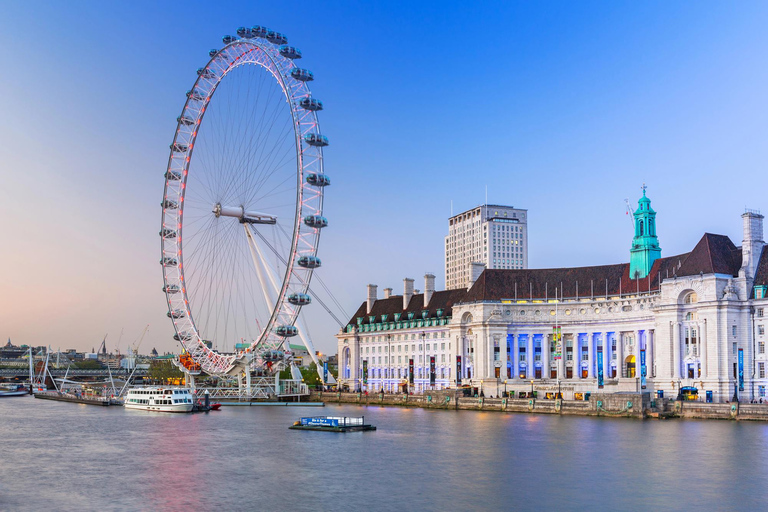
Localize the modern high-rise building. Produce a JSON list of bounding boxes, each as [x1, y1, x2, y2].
[[445, 204, 528, 290]]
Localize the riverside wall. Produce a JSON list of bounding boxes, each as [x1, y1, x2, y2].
[[309, 391, 768, 421]]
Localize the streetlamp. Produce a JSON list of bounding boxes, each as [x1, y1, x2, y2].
[[557, 378, 562, 400], [676, 379, 683, 401], [530, 379, 534, 398], [504, 379, 507, 397], [733, 380, 739, 403]]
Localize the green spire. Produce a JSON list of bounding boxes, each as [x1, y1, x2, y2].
[[629, 184, 661, 279]]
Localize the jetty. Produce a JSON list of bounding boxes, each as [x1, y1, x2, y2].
[[34, 391, 117, 407]]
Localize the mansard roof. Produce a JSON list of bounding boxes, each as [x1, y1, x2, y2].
[[346, 288, 468, 327], [753, 246, 768, 288], [676, 233, 741, 277]]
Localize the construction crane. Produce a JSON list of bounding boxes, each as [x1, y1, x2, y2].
[[624, 198, 635, 227], [131, 325, 150, 357]]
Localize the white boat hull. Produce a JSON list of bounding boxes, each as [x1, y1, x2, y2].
[[124, 402, 193, 413]]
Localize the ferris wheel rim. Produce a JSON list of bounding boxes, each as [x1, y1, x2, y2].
[[160, 32, 326, 376]]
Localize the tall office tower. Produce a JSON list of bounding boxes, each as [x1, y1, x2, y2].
[[445, 204, 528, 290]]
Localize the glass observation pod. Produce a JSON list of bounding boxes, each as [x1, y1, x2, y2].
[[304, 133, 329, 147], [306, 173, 331, 187], [262, 350, 284, 362], [266, 31, 288, 45], [162, 199, 179, 209], [222, 35, 236, 44], [251, 26, 269, 38], [177, 116, 195, 126], [163, 284, 180, 294], [275, 325, 298, 337], [299, 98, 323, 111], [186, 90, 205, 101], [209, 49, 219, 58], [236, 27, 252, 38], [196, 68, 216, 79], [170, 143, 188, 153], [160, 228, 177, 239], [297, 255, 321, 268], [173, 331, 193, 341], [304, 215, 328, 228], [287, 293, 312, 306], [161, 257, 178, 266], [279, 46, 302, 59], [165, 170, 182, 181], [167, 309, 185, 319], [290, 68, 314, 82]]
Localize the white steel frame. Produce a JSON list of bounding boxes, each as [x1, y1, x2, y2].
[[161, 32, 325, 377]]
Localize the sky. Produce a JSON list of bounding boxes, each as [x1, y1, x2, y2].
[[1, 1, 767, 356]]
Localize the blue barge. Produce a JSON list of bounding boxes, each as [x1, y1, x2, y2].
[[290, 416, 376, 432]]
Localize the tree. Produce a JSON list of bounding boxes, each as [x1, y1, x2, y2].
[[147, 360, 183, 383]]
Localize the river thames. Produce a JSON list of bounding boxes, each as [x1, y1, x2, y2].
[[1, 397, 767, 511]]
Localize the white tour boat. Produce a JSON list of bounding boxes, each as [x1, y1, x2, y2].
[[124, 387, 194, 413]]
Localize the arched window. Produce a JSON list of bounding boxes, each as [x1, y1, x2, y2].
[[684, 292, 698, 304], [639, 221, 644, 236]]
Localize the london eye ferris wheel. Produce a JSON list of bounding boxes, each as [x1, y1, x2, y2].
[[160, 26, 329, 377]]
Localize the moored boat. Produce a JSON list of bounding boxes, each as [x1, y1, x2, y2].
[[124, 387, 194, 413], [0, 384, 29, 397]]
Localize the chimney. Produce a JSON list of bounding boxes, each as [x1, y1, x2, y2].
[[469, 262, 486, 290], [424, 273, 436, 307], [366, 284, 377, 314], [403, 278, 414, 310], [741, 210, 765, 280], [383, 287, 393, 299]]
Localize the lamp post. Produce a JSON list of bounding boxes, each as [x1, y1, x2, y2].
[[530, 379, 534, 398], [557, 378, 562, 400], [504, 379, 507, 397], [676, 379, 683, 401], [733, 380, 739, 403]]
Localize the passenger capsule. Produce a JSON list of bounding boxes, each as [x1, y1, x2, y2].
[[304, 215, 328, 228], [279, 45, 302, 59], [251, 25, 269, 38], [209, 49, 219, 58], [262, 349, 284, 362], [266, 31, 287, 45], [236, 27, 251, 38], [303, 133, 329, 147], [162, 199, 179, 209], [196, 68, 216, 79], [177, 116, 195, 126], [290, 68, 314, 82], [287, 293, 312, 306], [186, 89, 205, 101], [160, 228, 177, 239], [306, 173, 331, 187], [275, 325, 298, 337], [222, 35, 236, 44], [165, 170, 182, 181], [170, 143, 188, 153], [167, 309, 185, 319], [297, 255, 322, 268], [164, 284, 180, 294], [299, 98, 323, 111], [173, 331, 193, 341], [161, 257, 178, 266]]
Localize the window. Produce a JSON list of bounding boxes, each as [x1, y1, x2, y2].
[[760, 386, 766, 397], [760, 363, 766, 379], [684, 292, 698, 304], [760, 342, 765, 355], [759, 325, 765, 336], [733, 326, 737, 337], [759, 308, 765, 318]]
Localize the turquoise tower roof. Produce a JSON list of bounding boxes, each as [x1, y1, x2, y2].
[[629, 185, 661, 279]]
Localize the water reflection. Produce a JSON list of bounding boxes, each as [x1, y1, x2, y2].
[[1, 398, 767, 511]]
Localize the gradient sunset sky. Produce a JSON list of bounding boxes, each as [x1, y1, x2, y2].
[[1, 2, 767, 355]]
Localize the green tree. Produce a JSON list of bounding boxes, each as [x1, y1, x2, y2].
[[147, 360, 183, 383]]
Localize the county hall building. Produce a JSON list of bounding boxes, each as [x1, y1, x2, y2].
[[337, 190, 768, 403]]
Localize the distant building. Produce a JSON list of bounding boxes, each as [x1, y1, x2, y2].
[[445, 204, 528, 290], [338, 189, 768, 403]]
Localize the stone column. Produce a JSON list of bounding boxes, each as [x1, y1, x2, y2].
[[672, 322, 681, 379], [617, 333, 624, 378], [647, 330, 654, 378], [603, 333, 610, 379], [636, 329, 643, 380], [513, 334, 520, 379], [700, 321, 707, 379], [501, 332, 508, 380], [508, 334, 516, 379], [557, 333, 565, 380], [542, 333, 550, 379], [574, 335, 581, 379], [527, 334, 534, 380], [587, 332, 595, 378]]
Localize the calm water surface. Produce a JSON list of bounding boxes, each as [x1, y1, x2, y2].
[[1, 397, 767, 511]]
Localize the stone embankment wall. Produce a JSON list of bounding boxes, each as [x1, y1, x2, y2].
[[309, 391, 768, 421], [310, 391, 648, 419]]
